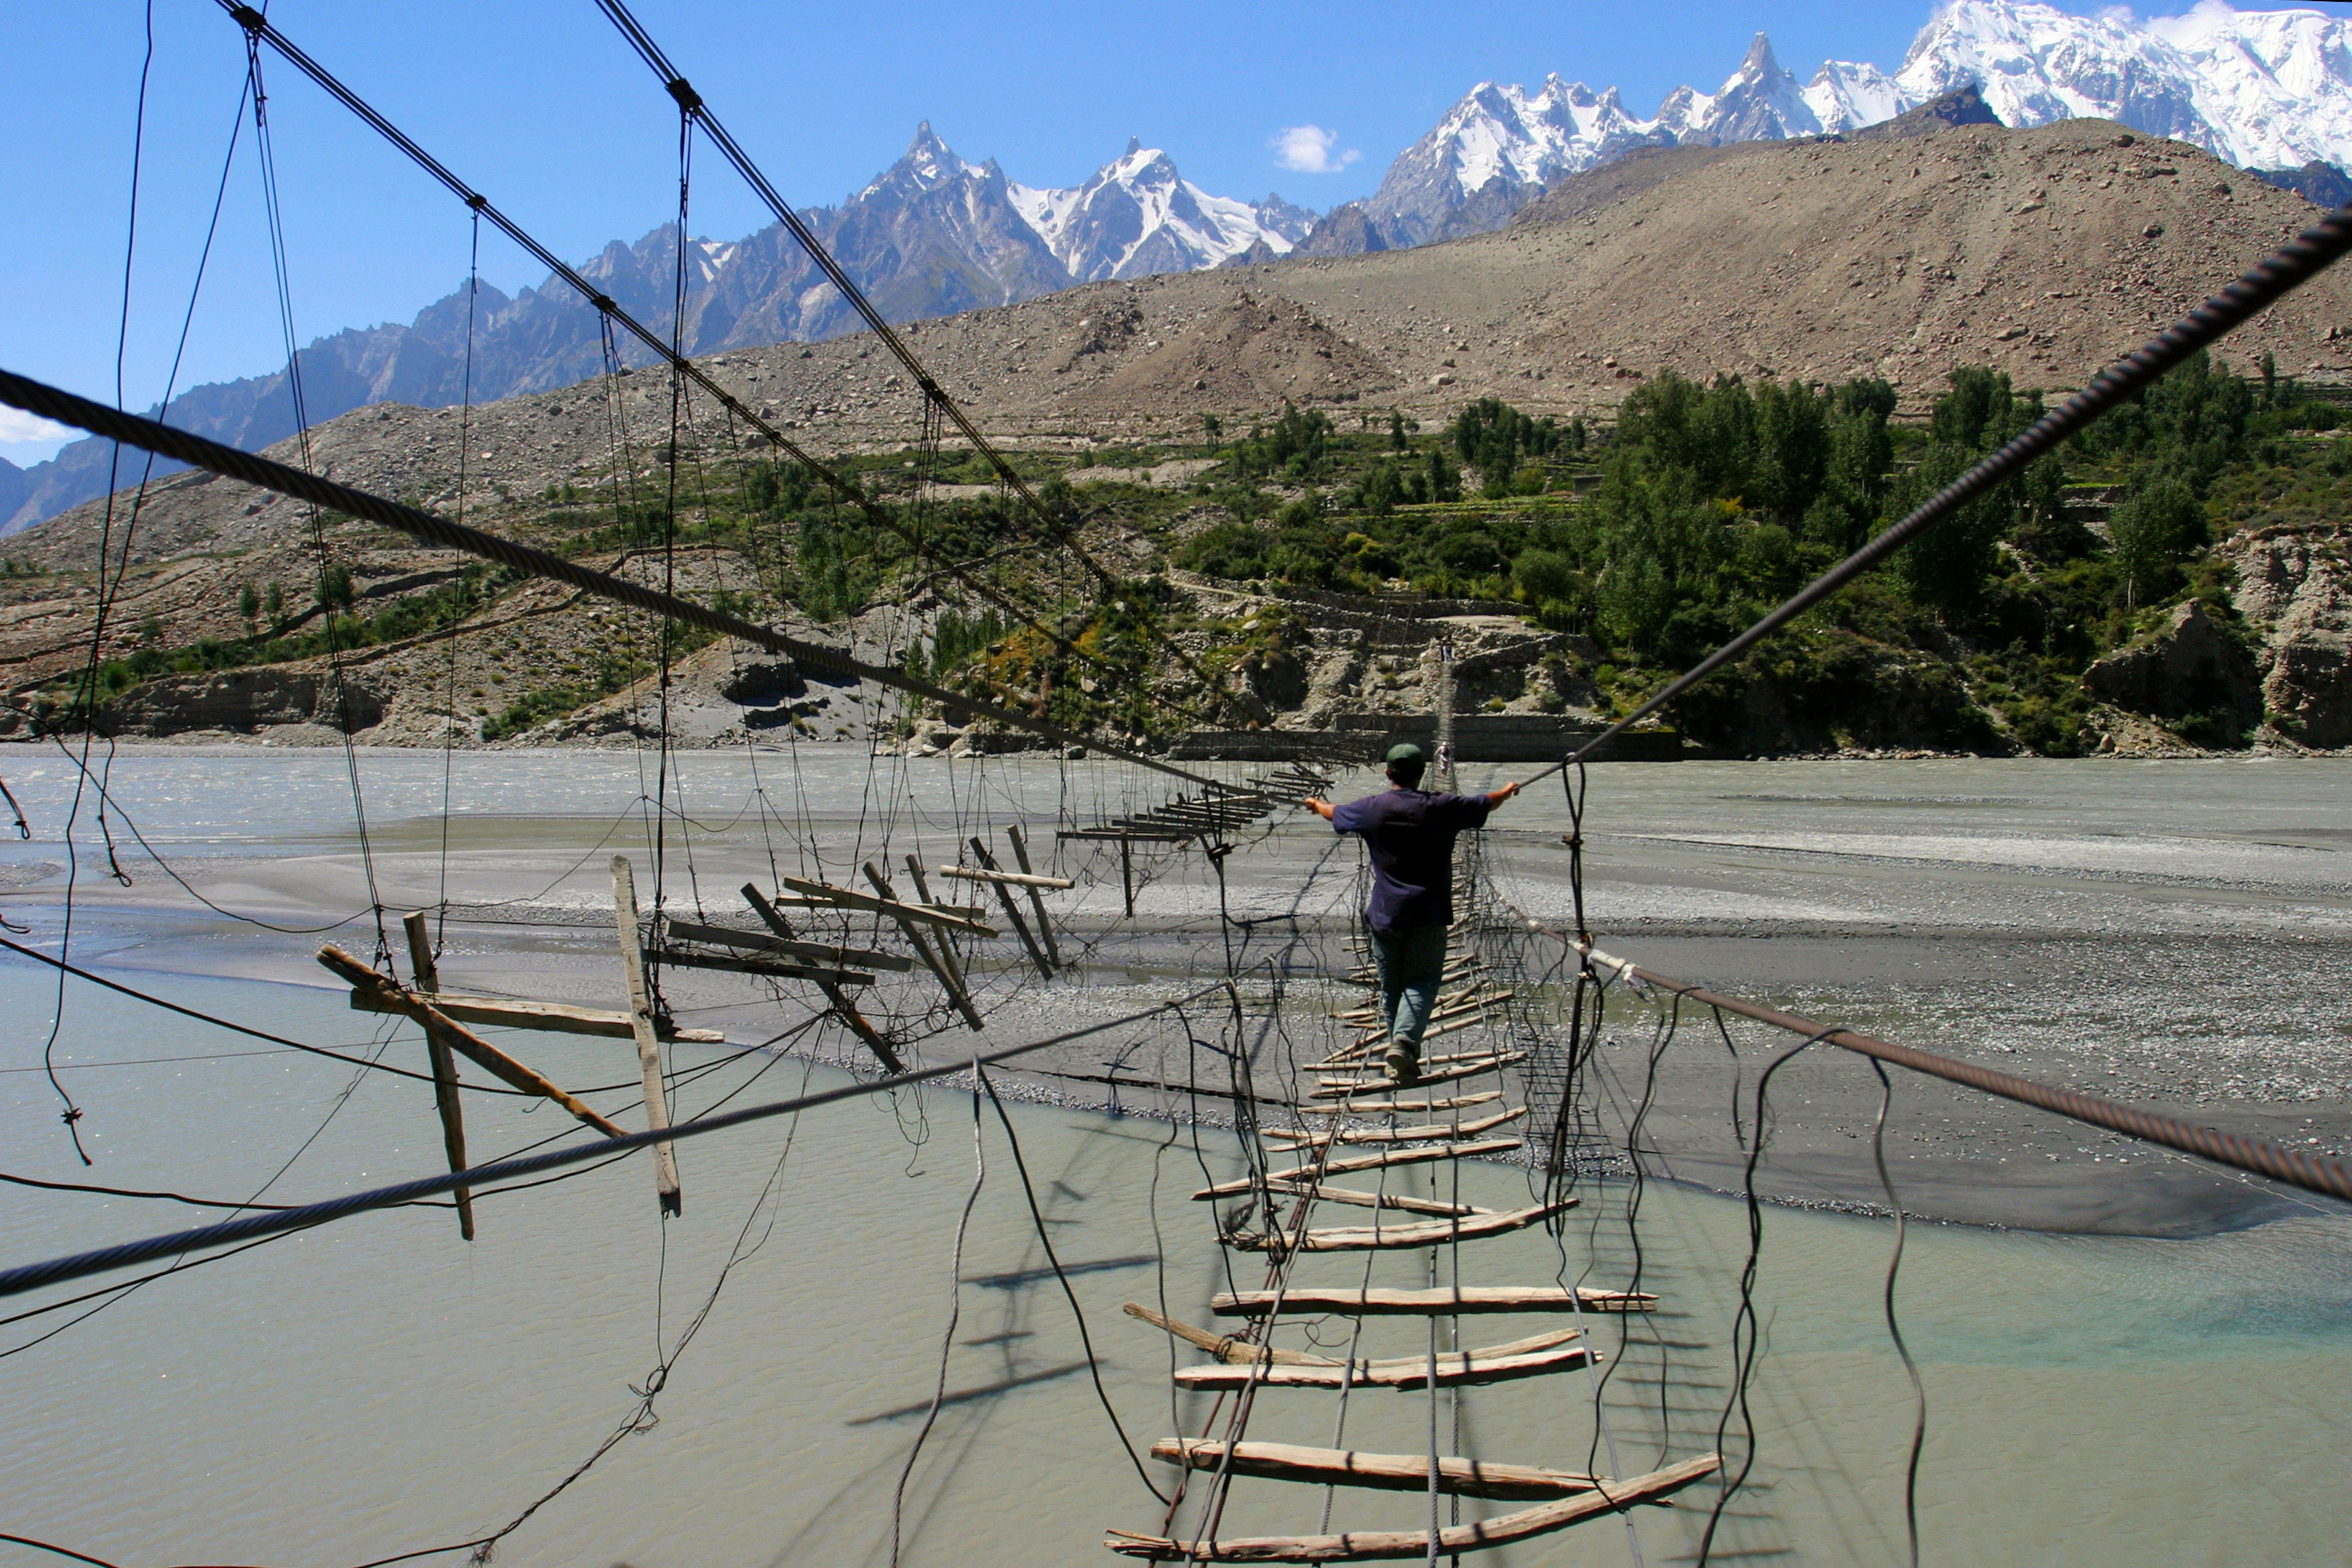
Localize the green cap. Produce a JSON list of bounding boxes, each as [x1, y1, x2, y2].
[[1384, 742, 1427, 766]]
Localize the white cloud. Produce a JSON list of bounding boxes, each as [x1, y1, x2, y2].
[[1270, 124, 1360, 175], [0, 409, 73, 450]]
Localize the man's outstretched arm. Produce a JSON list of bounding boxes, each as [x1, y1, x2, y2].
[[1485, 781, 1522, 808], [1304, 796, 1336, 821]]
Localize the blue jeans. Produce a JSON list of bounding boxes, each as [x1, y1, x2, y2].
[[1371, 924, 1449, 1057]]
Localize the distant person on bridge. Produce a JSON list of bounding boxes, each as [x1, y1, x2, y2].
[[1306, 744, 1520, 1086]]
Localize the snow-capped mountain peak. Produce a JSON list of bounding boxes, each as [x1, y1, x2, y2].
[[1009, 141, 1306, 281], [1357, 2, 2352, 252], [1803, 59, 1906, 134], [1893, 0, 2352, 170], [859, 121, 977, 200], [1687, 32, 1822, 144]]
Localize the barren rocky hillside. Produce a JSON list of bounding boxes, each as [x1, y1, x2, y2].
[[23, 116, 2349, 563]]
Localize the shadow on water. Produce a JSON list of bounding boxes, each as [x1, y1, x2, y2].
[[845, 1361, 1089, 1425], [961, 1253, 1155, 1290]]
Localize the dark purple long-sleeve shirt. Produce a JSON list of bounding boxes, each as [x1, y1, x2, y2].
[[1329, 787, 1492, 932]]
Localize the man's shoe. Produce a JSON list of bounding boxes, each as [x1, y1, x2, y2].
[[1384, 1046, 1420, 1087]]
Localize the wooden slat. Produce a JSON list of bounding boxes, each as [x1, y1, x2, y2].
[[741, 884, 905, 1075], [1264, 1106, 1526, 1148], [1133, 1310, 1581, 1374], [1261, 1182, 1477, 1217], [1104, 1453, 1721, 1561], [780, 873, 998, 936], [1319, 1038, 1511, 1072], [612, 856, 683, 1217], [650, 947, 875, 986], [1057, 829, 1196, 842], [766, 894, 989, 918], [1192, 1139, 1523, 1200], [1311, 1054, 1527, 1099], [1169, 1335, 1594, 1392], [1300, 1091, 1499, 1118], [661, 917, 911, 972], [350, 988, 726, 1044], [1212, 1285, 1659, 1318], [1224, 1200, 1574, 1254], [935, 864, 1074, 891], [1343, 1012, 1495, 1052], [1332, 987, 1504, 1025], [1317, 1046, 1519, 1079], [1150, 1439, 1604, 1501]]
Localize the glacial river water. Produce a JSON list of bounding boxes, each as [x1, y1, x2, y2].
[[0, 748, 2344, 1567]]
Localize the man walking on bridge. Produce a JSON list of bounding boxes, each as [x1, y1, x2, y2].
[[1307, 744, 1520, 1085]]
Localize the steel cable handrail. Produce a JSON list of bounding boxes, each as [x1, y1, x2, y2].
[[0, 982, 1232, 1300]]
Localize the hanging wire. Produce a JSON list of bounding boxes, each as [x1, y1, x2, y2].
[[434, 204, 484, 949], [243, 29, 393, 967], [1869, 1058, 1927, 1568]]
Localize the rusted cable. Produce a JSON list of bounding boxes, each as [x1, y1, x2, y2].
[[1542, 934, 2352, 1205], [0, 979, 1232, 1302]]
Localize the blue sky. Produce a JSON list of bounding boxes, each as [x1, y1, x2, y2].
[[0, 0, 2120, 464]]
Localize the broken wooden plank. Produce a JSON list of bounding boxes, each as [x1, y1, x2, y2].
[[1213, 1285, 1659, 1318], [1120, 1303, 1335, 1366], [742, 884, 905, 1075], [1224, 1200, 1574, 1254], [1104, 1453, 1720, 1561], [764, 894, 990, 918], [611, 857, 683, 1217], [933, 864, 1074, 891], [1192, 1139, 1524, 1200], [650, 947, 875, 986], [1169, 1332, 1594, 1392], [967, 839, 1052, 979], [780, 873, 997, 937], [403, 909, 442, 995], [350, 988, 725, 1043], [321, 946, 627, 1139], [1004, 826, 1063, 970], [1057, 829, 1195, 843], [661, 917, 911, 972], [867, 862, 984, 1031], [1150, 1439, 1605, 1501], [404, 913, 472, 1242]]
